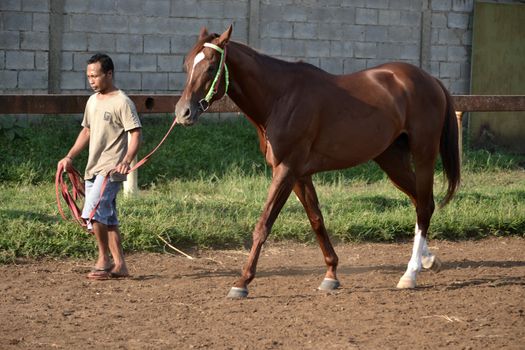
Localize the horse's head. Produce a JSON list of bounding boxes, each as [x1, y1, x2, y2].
[[175, 25, 232, 125]]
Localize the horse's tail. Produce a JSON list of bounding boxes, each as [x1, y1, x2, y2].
[[436, 79, 461, 208]]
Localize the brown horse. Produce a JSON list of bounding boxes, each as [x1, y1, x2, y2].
[[175, 26, 460, 298]]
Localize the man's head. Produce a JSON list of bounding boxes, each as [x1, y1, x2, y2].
[[86, 53, 115, 94]]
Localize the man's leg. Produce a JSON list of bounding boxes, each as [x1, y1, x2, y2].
[[92, 221, 112, 270], [108, 225, 128, 276]]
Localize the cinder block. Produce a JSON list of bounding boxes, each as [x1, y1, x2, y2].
[[400, 10, 420, 27], [388, 26, 417, 43], [399, 44, 419, 60], [439, 61, 460, 78], [261, 21, 293, 39], [168, 72, 187, 92], [6, 51, 34, 69], [60, 71, 86, 90], [142, 72, 168, 91], [88, 0, 116, 14], [22, 0, 49, 12], [448, 45, 467, 61], [35, 52, 48, 70], [343, 58, 367, 74], [21, 32, 49, 50], [63, 33, 88, 51], [144, 0, 171, 17], [330, 41, 353, 58], [365, 26, 388, 42], [130, 54, 157, 72], [320, 57, 343, 74], [259, 38, 282, 56], [69, 14, 100, 32], [0, 32, 20, 49], [33, 13, 50, 32], [88, 34, 116, 52], [379, 9, 401, 25], [99, 15, 130, 34], [171, 35, 198, 55], [157, 55, 184, 73], [225, 1, 249, 18], [4, 12, 32, 31], [0, 0, 21, 11], [354, 42, 377, 58], [305, 40, 330, 57], [452, 0, 473, 12], [356, 8, 378, 25], [448, 12, 470, 29], [0, 70, 18, 88], [432, 0, 451, 11], [144, 36, 171, 54], [116, 72, 141, 91], [0, 51, 4, 69], [438, 28, 460, 45], [365, 0, 389, 9], [431, 45, 447, 61], [116, 34, 143, 53], [61, 52, 73, 70], [293, 22, 318, 40], [18, 70, 47, 89], [281, 39, 306, 57]]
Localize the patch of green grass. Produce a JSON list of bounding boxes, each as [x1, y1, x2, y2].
[[0, 115, 524, 262]]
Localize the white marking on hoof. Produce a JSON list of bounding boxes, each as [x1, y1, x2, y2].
[[227, 287, 248, 299], [318, 278, 340, 291], [396, 276, 416, 289]]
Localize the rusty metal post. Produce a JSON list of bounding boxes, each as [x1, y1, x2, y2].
[[455, 111, 464, 164], [123, 133, 139, 197]]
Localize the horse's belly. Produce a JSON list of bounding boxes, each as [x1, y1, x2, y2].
[[307, 119, 399, 172]]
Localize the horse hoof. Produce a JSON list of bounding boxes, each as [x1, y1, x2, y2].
[[318, 278, 340, 291], [396, 276, 416, 289], [422, 255, 442, 273], [227, 287, 249, 299]]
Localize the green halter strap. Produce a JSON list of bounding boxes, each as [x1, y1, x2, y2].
[[199, 42, 229, 112]]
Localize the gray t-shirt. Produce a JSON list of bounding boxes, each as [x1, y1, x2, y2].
[[81, 90, 141, 182]]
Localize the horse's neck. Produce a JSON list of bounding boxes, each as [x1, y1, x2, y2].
[[226, 42, 280, 126]]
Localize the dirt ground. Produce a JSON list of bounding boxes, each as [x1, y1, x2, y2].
[[1, 237, 524, 350]]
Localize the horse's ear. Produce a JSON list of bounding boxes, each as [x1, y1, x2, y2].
[[199, 27, 209, 40], [218, 24, 233, 46]]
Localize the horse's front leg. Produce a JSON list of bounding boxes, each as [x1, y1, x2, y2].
[[227, 165, 296, 299], [293, 177, 340, 291]]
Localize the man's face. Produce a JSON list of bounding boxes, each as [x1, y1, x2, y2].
[[86, 62, 112, 93]]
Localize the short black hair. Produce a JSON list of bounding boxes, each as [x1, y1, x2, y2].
[[87, 53, 114, 74]]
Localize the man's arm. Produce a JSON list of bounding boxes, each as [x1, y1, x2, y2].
[[57, 127, 90, 171], [114, 127, 142, 174]]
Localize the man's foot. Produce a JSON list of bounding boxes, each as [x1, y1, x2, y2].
[[86, 269, 129, 280]]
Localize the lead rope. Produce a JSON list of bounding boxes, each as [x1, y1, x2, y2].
[[56, 116, 178, 230]]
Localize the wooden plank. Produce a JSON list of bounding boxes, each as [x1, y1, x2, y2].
[[1, 94, 525, 115]]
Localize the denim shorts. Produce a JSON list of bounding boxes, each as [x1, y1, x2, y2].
[[81, 175, 122, 230]]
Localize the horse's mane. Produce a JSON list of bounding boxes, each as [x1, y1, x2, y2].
[[228, 40, 329, 77]]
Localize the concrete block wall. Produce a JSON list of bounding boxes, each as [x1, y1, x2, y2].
[[1, 0, 512, 96]]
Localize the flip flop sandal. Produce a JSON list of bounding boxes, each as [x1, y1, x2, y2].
[[86, 270, 112, 280]]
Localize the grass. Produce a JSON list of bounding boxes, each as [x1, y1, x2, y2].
[[0, 115, 524, 263]]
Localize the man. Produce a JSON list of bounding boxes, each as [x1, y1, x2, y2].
[[57, 53, 142, 280]]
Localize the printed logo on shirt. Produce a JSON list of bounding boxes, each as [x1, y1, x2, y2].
[[104, 111, 112, 122]]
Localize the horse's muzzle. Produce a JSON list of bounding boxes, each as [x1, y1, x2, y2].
[[175, 99, 199, 126]]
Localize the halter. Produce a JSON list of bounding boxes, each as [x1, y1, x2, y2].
[[198, 42, 229, 112]]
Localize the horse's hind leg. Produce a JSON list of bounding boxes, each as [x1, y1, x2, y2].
[[293, 176, 340, 291], [374, 136, 442, 289]]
